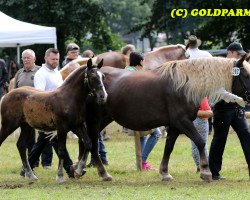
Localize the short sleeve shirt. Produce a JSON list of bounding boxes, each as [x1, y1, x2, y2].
[[34, 64, 63, 91], [14, 65, 40, 88]]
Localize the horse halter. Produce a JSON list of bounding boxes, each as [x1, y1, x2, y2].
[[84, 68, 104, 96], [232, 61, 250, 102]]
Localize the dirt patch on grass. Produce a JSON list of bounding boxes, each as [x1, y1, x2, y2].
[[0, 183, 25, 189]]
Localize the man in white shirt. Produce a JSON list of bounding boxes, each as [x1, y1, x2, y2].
[[185, 35, 212, 58], [23, 48, 74, 177], [185, 35, 213, 173]]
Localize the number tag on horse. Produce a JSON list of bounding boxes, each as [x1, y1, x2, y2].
[[232, 67, 240, 76]]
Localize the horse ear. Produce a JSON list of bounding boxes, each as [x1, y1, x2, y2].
[[97, 59, 104, 69], [87, 58, 92, 69], [236, 54, 247, 67]]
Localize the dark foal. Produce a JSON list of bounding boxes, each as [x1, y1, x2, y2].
[[0, 59, 107, 183], [78, 56, 250, 182]]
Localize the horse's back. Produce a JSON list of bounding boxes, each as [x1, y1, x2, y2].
[[97, 52, 127, 69], [144, 44, 186, 70]]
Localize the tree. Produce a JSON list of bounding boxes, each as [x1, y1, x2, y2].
[[138, 0, 250, 49], [0, 0, 123, 64]]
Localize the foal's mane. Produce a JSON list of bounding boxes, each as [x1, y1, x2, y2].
[[61, 65, 87, 86], [155, 57, 250, 105]]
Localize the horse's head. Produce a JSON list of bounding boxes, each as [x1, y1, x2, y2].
[[232, 54, 250, 103], [177, 44, 190, 59], [86, 58, 108, 104]]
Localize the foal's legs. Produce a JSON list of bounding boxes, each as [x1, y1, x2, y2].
[[85, 100, 112, 181], [56, 129, 68, 183], [160, 126, 179, 181], [178, 119, 212, 181], [17, 124, 38, 180], [73, 124, 92, 178], [88, 126, 112, 181]]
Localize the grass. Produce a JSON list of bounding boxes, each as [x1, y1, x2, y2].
[[0, 122, 249, 200]]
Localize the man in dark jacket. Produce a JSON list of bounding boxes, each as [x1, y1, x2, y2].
[[209, 42, 250, 180]]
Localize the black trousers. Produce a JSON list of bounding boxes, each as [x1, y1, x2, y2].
[[28, 132, 73, 174], [209, 108, 250, 177]]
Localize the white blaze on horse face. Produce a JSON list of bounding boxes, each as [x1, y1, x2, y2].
[[97, 71, 108, 102]]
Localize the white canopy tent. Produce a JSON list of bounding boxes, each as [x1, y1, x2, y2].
[[0, 11, 57, 63]]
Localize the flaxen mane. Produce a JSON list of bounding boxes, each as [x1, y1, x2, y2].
[[155, 57, 250, 105]]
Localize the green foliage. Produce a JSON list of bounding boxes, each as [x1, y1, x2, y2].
[[99, 0, 152, 35], [89, 19, 125, 53], [0, 0, 124, 64], [138, 0, 250, 49]]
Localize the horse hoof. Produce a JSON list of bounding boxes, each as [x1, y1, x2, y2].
[[102, 174, 112, 181], [56, 175, 66, 184], [200, 171, 212, 182], [29, 175, 38, 181], [161, 174, 173, 181], [74, 169, 86, 179], [26, 173, 38, 181]]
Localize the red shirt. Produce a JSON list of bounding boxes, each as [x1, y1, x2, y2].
[[199, 97, 211, 111]]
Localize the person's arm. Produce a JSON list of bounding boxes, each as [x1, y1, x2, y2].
[[197, 110, 213, 118], [197, 97, 213, 118]]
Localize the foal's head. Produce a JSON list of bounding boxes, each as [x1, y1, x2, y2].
[[86, 58, 108, 104]]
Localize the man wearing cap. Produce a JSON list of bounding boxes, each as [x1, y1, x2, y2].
[[209, 42, 250, 180], [185, 35, 213, 173], [62, 43, 80, 68]]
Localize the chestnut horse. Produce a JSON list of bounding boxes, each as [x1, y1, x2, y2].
[[78, 56, 250, 182], [0, 59, 107, 183], [143, 44, 189, 70]]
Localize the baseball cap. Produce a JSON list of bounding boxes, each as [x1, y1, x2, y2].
[[66, 43, 80, 53], [227, 42, 246, 55]]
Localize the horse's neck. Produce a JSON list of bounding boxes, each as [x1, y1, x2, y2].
[[60, 71, 89, 98]]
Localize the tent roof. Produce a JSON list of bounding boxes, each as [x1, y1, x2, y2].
[[0, 11, 57, 47]]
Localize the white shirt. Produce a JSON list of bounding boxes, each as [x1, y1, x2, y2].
[[34, 64, 63, 91], [187, 48, 212, 58]]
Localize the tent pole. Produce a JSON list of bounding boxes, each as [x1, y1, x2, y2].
[[17, 44, 20, 64]]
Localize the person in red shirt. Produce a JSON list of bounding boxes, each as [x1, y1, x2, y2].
[[191, 98, 213, 172]]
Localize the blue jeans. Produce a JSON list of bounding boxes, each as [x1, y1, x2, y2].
[[209, 107, 250, 177], [140, 128, 161, 162], [191, 118, 209, 168], [90, 131, 107, 163]]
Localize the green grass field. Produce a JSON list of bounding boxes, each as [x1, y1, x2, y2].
[[0, 122, 249, 200]]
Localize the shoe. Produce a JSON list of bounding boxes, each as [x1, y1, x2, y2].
[[103, 135, 111, 141], [43, 165, 52, 170], [142, 161, 156, 171], [212, 175, 226, 180], [122, 127, 128, 133], [102, 160, 109, 166]]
